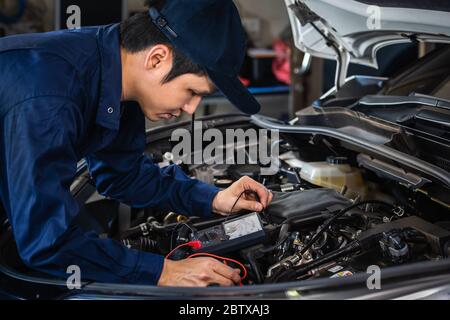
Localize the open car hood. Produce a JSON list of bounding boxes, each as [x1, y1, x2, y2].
[[285, 0, 450, 85]]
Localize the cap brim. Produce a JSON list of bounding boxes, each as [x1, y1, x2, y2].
[[206, 69, 261, 115]]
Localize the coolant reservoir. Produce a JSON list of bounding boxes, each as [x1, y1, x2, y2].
[[300, 157, 368, 200]]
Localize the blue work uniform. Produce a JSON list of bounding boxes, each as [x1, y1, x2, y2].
[[0, 24, 220, 285]]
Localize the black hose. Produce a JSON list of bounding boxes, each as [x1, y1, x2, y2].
[[259, 213, 332, 255], [299, 200, 396, 256], [122, 237, 160, 253], [266, 267, 289, 284], [295, 241, 361, 278], [270, 241, 361, 283], [120, 217, 198, 240], [264, 201, 397, 283], [245, 251, 264, 284], [259, 223, 290, 254], [119, 225, 147, 240]]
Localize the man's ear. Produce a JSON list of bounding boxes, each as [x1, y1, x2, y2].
[[144, 44, 172, 70]]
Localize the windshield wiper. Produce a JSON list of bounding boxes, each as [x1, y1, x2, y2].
[[358, 94, 450, 111]]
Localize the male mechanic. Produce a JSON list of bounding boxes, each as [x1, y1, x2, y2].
[[0, 0, 273, 287]]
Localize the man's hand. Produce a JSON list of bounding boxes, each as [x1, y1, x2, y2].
[[158, 258, 242, 287], [212, 176, 273, 216]]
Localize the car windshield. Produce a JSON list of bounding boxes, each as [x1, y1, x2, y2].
[[432, 75, 450, 100], [382, 46, 450, 99]]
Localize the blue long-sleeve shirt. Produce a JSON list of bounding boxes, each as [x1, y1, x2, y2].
[[0, 24, 220, 285]]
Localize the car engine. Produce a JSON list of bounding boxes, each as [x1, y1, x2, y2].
[[110, 127, 450, 285]]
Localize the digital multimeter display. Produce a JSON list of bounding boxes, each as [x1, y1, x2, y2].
[[192, 213, 265, 254], [223, 213, 263, 240]]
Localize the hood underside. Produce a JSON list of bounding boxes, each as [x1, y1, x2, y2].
[[285, 0, 450, 69]]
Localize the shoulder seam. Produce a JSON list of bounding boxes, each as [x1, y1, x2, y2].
[[1, 95, 81, 120]]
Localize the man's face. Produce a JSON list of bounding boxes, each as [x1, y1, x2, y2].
[[127, 45, 216, 122], [137, 73, 215, 122]]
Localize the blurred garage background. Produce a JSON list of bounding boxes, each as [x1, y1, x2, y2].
[[0, 0, 420, 129]]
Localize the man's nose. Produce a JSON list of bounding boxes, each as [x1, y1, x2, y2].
[[182, 96, 202, 115]]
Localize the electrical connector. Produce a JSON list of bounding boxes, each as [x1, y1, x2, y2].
[[166, 241, 203, 259], [187, 240, 202, 250]]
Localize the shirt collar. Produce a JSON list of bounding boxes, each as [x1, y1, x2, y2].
[[95, 24, 123, 130]]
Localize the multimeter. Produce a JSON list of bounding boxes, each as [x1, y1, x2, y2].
[[190, 212, 266, 255]]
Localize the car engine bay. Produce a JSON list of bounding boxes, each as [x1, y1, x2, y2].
[[97, 122, 450, 286], [0, 116, 449, 288], [0, 108, 448, 289]]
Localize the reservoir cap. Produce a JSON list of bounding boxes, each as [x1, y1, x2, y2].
[[327, 156, 348, 165]]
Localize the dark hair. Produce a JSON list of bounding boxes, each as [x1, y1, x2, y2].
[[120, 0, 206, 83]]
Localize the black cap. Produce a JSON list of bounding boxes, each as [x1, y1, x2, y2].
[[148, 0, 261, 115], [326, 156, 348, 165]]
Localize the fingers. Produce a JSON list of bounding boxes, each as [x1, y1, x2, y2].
[[194, 258, 241, 287], [195, 260, 239, 287], [212, 176, 274, 216], [159, 258, 242, 287], [237, 198, 264, 212], [211, 261, 242, 284], [240, 177, 272, 210], [209, 272, 237, 287]]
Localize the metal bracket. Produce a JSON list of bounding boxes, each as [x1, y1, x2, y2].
[[335, 48, 350, 91]]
